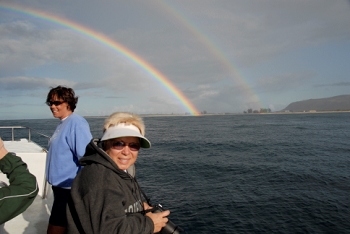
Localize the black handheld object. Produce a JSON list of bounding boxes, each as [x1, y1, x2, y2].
[[152, 204, 183, 234]]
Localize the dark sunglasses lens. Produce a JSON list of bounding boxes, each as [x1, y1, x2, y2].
[[129, 143, 141, 151], [112, 141, 125, 150], [46, 101, 63, 106], [112, 141, 140, 151]]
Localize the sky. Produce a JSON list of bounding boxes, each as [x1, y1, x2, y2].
[[0, 0, 350, 120]]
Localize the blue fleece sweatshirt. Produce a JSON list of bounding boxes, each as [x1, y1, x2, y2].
[[46, 113, 92, 188]]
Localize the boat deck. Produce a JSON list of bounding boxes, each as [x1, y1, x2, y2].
[[3, 138, 45, 153]]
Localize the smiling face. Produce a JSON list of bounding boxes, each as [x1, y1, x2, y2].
[[105, 137, 140, 171], [48, 95, 72, 120]]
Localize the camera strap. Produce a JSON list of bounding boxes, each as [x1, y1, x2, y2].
[[133, 177, 152, 205]]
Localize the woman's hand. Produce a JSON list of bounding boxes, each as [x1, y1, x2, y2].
[[0, 137, 9, 160], [143, 202, 152, 211], [145, 208, 170, 233]]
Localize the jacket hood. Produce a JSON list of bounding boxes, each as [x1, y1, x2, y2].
[[80, 139, 136, 178]]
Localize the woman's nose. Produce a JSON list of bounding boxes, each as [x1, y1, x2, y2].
[[121, 145, 131, 154]]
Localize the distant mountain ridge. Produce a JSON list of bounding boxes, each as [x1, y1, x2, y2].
[[282, 95, 350, 112]]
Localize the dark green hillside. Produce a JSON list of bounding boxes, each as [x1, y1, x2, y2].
[[282, 95, 350, 112]]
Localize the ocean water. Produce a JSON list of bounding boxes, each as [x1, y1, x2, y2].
[[1, 113, 349, 233]]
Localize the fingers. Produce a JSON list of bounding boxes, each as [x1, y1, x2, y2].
[[163, 217, 169, 224], [162, 210, 170, 217], [148, 211, 171, 233]]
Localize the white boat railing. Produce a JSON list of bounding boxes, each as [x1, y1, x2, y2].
[[0, 126, 51, 198], [0, 126, 51, 144]]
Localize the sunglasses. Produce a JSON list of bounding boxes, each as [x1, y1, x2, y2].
[[111, 141, 141, 151], [46, 101, 64, 106]]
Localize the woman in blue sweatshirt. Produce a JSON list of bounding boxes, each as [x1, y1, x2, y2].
[[45, 86, 92, 234]]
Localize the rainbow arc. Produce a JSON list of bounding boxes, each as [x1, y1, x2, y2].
[[0, 3, 200, 116]]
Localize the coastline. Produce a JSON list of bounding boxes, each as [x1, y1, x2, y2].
[[83, 110, 350, 118], [1, 111, 349, 121]]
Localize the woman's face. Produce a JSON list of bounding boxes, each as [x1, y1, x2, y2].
[[105, 137, 140, 171], [47, 95, 72, 120]]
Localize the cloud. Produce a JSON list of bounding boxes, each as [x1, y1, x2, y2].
[[169, 0, 350, 66], [254, 71, 317, 93], [0, 20, 130, 76], [315, 82, 350, 87], [0, 76, 76, 90], [104, 96, 126, 99]]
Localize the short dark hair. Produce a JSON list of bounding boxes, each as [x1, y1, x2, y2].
[[46, 86, 78, 111]]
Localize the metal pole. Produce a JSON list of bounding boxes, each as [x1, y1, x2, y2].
[[28, 128, 31, 142]]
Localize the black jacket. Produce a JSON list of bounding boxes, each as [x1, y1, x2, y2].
[[67, 139, 154, 234]]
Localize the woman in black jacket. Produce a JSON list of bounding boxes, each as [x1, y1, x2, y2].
[[67, 112, 170, 234]]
